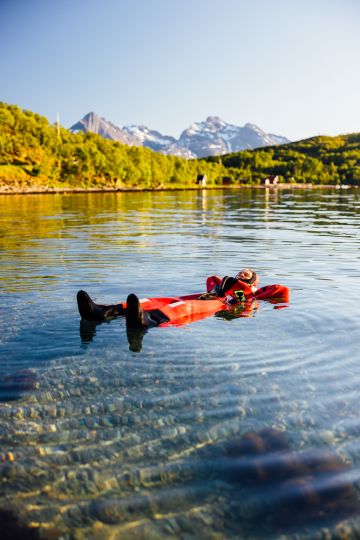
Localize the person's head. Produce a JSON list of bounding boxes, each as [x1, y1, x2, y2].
[[235, 268, 257, 285]]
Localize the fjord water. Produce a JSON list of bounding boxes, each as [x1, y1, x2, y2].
[[0, 188, 360, 540]]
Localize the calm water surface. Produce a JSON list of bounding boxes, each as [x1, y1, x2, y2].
[[0, 188, 360, 539]]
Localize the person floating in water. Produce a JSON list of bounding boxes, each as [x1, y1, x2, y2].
[[77, 268, 289, 352], [77, 267, 289, 330], [77, 268, 259, 324], [124, 268, 260, 327]]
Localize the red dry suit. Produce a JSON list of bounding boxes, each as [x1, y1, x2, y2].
[[206, 275, 257, 304]]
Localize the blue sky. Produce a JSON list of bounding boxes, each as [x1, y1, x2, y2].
[[0, 0, 359, 141]]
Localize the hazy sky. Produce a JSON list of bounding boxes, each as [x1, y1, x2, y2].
[[1, 0, 359, 141]]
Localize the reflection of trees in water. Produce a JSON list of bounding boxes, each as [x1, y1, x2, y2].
[[1, 187, 357, 252]]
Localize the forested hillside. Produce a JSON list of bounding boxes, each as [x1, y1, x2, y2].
[[0, 103, 224, 191], [0, 102, 359, 192], [205, 135, 360, 185]]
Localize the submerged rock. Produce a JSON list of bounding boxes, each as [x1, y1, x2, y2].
[[0, 508, 39, 540], [0, 370, 38, 402], [220, 428, 360, 529]]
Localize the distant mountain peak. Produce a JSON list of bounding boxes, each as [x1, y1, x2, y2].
[[84, 111, 97, 119], [70, 113, 290, 158], [70, 112, 138, 146], [244, 122, 262, 131], [206, 115, 226, 126]]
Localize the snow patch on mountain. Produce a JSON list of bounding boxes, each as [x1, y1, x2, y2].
[[123, 125, 176, 152]]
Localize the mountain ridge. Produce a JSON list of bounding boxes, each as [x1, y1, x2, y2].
[[70, 113, 290, 159]]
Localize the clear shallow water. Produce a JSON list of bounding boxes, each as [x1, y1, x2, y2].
[[0, 188, 360, 539]]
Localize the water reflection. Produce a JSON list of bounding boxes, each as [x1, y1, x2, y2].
[[79, 319, 100, 346], [78, 297, 262, 352], [79, 316, 148, 353], [126, 327, 148, 353]]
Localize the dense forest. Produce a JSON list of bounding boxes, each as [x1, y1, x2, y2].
[[0, 102, 359, 192], [0, 103, 223, 191], [207, 134, 360, 186]]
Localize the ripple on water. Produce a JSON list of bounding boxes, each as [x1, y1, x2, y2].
[[1, 189, 360, 538], [0, 346, 360, 539]]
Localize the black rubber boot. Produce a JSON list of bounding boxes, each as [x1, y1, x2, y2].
[[126, 293, 151, 328], [77, 290, 125, 322]]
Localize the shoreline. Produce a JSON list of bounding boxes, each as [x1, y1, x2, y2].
[[0, 183, 356, 195]]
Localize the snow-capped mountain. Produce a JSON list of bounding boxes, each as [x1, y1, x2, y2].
[[70, 113, 290, 158], [175, 117, 290, 158], [122, 125, 176, 153], [70, 112, 137, 146]]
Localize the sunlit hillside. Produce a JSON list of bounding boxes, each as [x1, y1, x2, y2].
[[1, 102, 359, 191]]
